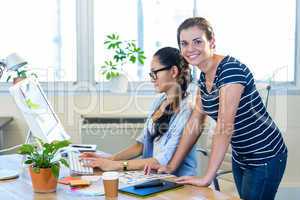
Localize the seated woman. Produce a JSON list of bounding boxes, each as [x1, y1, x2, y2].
[[80, 47, 197, 176]]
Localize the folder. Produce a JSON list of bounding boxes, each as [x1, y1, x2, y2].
[[119, 179, 183, 197]]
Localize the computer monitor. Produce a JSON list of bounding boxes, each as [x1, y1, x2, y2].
[[9, 77, 70, 142]]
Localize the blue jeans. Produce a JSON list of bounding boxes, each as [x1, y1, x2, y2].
[[232, 151, 287, 200]]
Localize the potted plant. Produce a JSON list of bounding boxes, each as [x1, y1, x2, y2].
[[6, 66, 37, 85], [18, 139, 70, 193], [100, 33, 146, 92]]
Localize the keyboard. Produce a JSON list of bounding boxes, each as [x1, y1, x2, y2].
[[68, 151, 94, 175]]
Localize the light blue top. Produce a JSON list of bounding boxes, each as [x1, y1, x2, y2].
[[136, 93, 197, 176]]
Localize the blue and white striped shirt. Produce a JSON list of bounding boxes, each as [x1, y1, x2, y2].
[[198, 56, 287, 166]]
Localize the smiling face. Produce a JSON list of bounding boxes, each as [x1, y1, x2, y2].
[[179, 26, 215, 72]]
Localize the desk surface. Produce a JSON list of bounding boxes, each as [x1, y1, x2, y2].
[[0, 155, 239, 200]]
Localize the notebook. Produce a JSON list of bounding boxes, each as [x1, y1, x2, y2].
[[119, 179, 183, 197]]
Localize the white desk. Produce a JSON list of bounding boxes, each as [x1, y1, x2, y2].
[[0, 154, 240, 200]]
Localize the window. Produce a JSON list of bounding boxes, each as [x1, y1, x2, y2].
[[94, 0, 138, 81], [198, 0, 296, 82], [143, 0, 195, 80], [0, 0, 298, 87], [0, 0, 76, 82], [93, 0, 195, 81], [94, 0, 297, 83]]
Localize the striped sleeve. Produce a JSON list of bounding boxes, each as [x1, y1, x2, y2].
[[218, 63, 247, 88]]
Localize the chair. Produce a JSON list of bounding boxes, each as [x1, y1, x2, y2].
[[197, 83, 271, 191]]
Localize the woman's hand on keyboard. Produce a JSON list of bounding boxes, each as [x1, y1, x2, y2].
[[80, 152, 101, 158], [81, 157, 120, 171], [80, 152, 114, 160]]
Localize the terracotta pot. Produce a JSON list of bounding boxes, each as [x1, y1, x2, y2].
[[13, 77, 25, 85], [29, 166, 58, 193]]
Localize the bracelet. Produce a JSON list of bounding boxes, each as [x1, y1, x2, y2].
[[123, 161, 128, 171]]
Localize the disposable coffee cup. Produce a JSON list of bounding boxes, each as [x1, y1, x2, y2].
[[102, 171, 119, 198]]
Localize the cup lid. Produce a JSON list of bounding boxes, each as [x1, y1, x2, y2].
[[102, 171, 119, 180]]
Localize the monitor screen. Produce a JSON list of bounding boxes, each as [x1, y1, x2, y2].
[[9, 78, 70, 142]]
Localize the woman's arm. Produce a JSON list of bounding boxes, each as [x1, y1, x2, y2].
[[80, 142, 143, 161], [110, 142, 143, 161], [162, 88, 206, 173], [83, 155, 160, 171], [176, 83, 244, 186], [202, 84, 244, 183], [82, 142, 160, 171], [166, 108, 206, 173]]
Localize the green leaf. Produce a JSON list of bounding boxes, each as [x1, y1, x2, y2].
[[18, 70, 27, 77], [60, 158, 69, 168], [25, 159, 33, 164], [100, 33, 146, 80], [131, 43, 137, 49], [138, 57, 144, 65], [108, 44, 114, 49], [6, 75, 11, 82], [18, 138, 71, 170], [52, 140, 71, 152], [18, 144, 35, 155], [25, 99, 40, 109], [106, 72, 111, 80], [51, 164, 59, 178], [107, 35, 113, 40], [139, 54, 146, 59], [115, 41, 122, 48], [129, 55, 136, 63]]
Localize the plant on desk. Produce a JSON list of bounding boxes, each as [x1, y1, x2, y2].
[[18, 138, 70, 193]]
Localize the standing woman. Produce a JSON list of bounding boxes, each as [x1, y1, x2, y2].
[[148, 17, 287, 200]]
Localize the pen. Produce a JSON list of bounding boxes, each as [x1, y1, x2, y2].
[[134, 181, 164, 189], [72, 145, 92, 148]]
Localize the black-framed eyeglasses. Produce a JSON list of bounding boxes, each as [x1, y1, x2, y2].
[[149, 66, 172, 80]]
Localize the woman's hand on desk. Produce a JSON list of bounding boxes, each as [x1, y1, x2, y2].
[[81, 157, 120, 171], [144, 163, 173, 175], [175, 176, 211, 187]]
